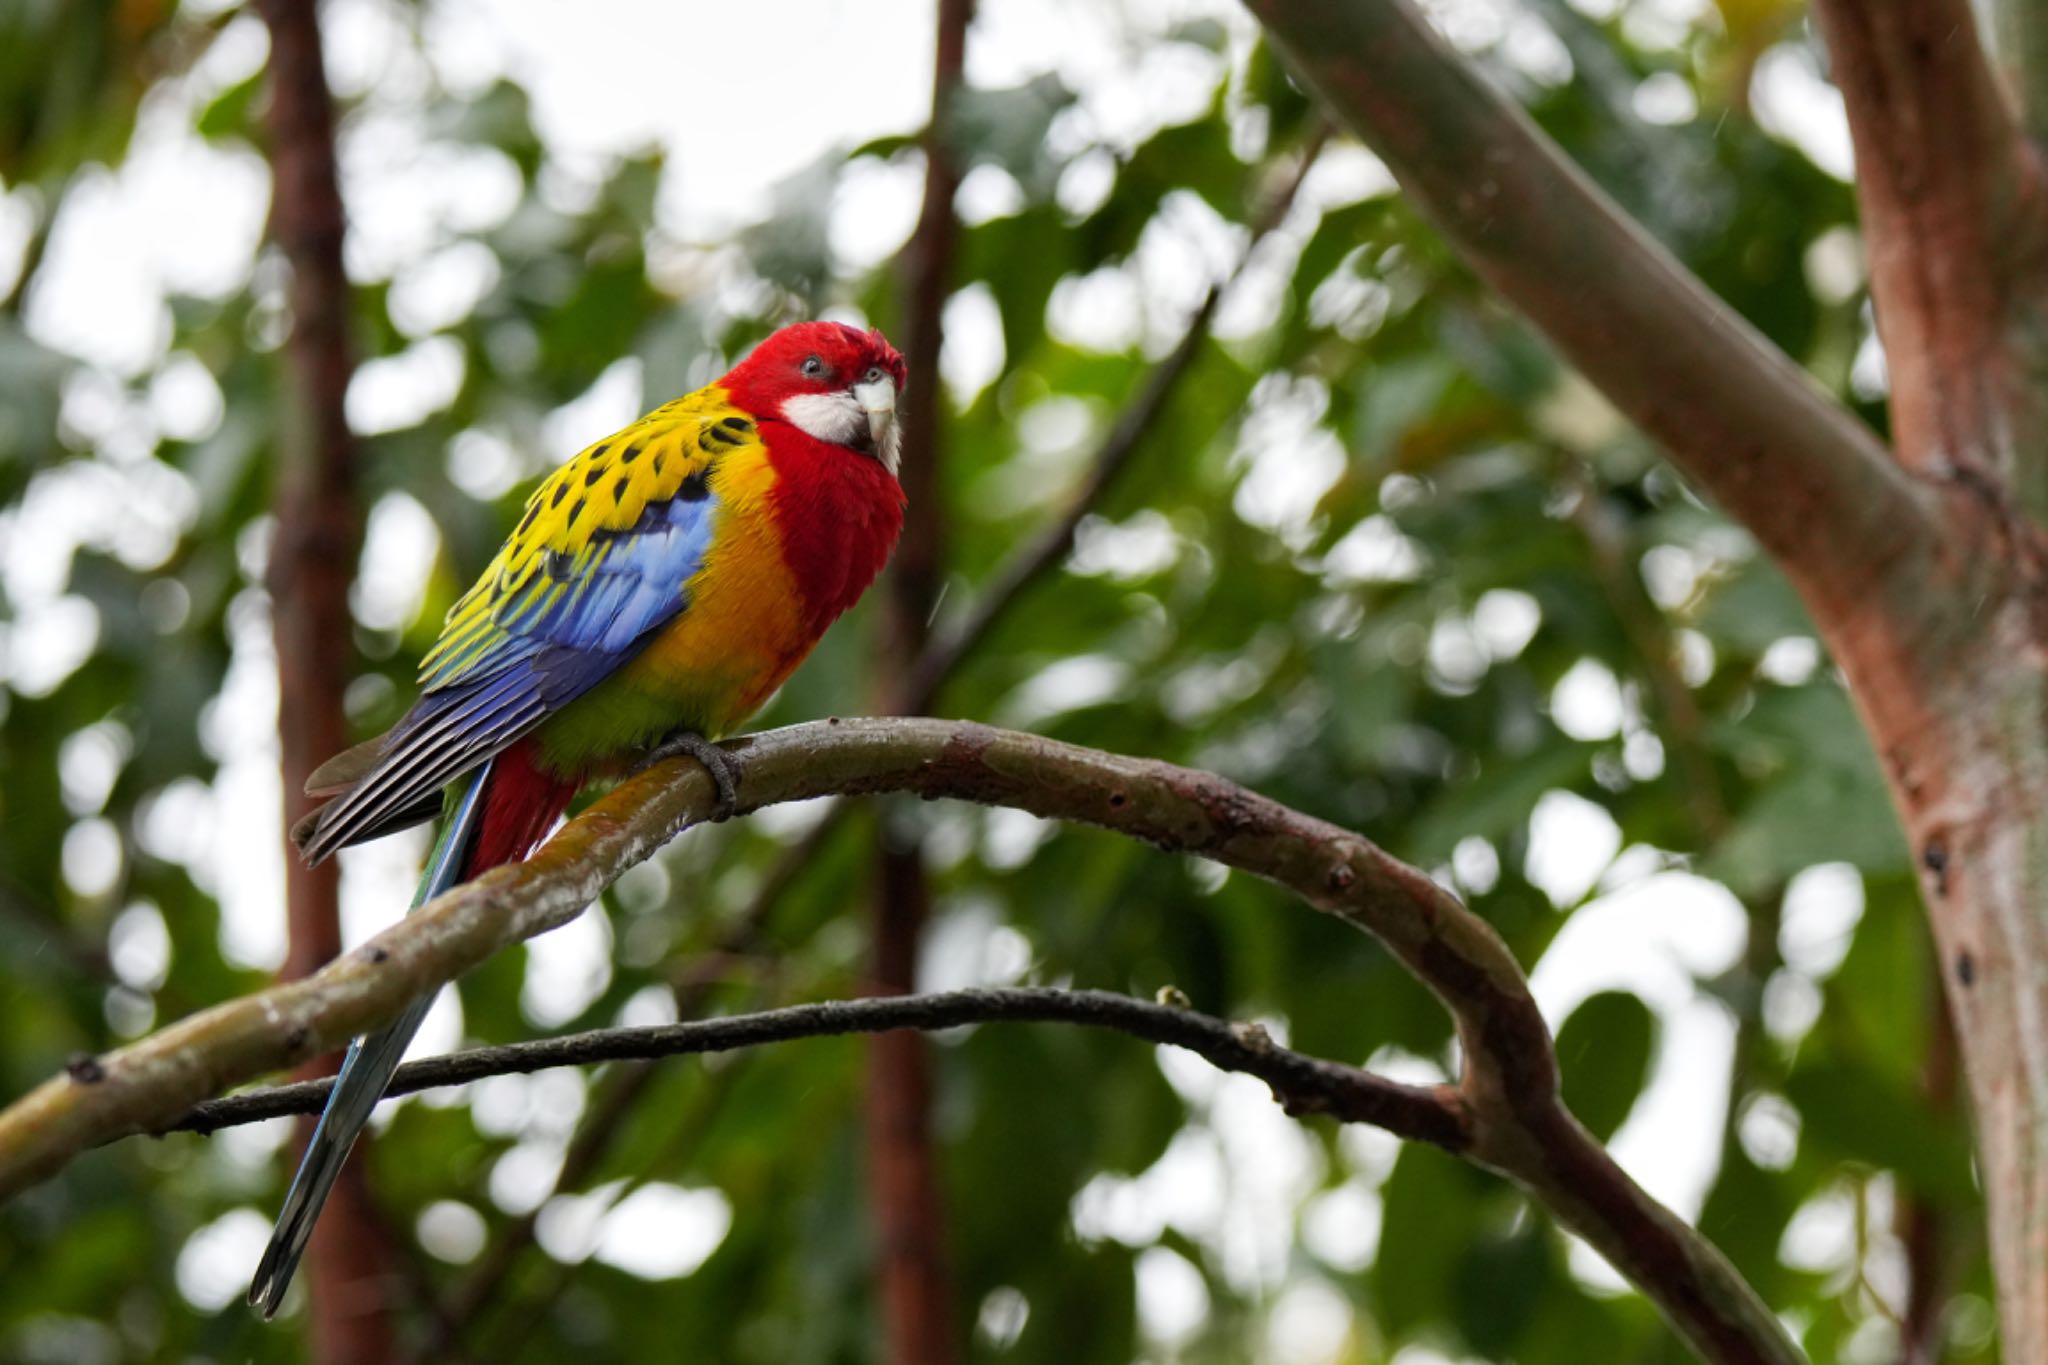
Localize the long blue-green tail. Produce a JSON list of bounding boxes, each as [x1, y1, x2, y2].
[[247, 763, 492, 1318]]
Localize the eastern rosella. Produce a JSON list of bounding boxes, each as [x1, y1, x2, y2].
[[249, 321, 908, 1316]]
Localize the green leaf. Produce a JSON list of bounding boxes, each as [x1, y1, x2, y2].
[[1555, 991, 1657, 1141], [1784, 1059, 1976, 1203], [194, 68, 262, 142], [1373, 1146, 1486, 1339]]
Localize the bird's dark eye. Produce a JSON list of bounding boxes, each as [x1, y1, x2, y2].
[[801, 355, 826, 379]]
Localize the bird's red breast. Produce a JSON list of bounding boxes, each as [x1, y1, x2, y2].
[[764, 418, 908, 635]]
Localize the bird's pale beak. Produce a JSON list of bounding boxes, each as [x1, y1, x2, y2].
[[854, 379, 901, 474]]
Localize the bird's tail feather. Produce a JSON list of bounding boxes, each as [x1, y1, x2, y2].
[[247, 761, 493, 1319]]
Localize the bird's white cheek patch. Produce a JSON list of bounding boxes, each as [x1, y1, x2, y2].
[[782, 392, 865, 447]]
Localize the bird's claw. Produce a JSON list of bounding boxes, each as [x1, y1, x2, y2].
[[636, 730, 740, 821]]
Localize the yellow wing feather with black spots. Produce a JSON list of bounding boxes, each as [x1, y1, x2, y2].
[[299, 388, 762, 862], [420, 391, 759, 690]]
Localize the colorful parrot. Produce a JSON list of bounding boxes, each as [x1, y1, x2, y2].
[[248, 321, 908, 1317]]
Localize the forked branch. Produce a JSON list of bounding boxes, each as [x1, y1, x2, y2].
[[0, 717, 1797, 1364]]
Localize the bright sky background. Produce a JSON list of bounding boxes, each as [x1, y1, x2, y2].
[[0, 0, 1878, 1350]]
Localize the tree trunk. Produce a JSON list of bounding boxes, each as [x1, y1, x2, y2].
[[864, 1, 972, 1360], [1808, 2, 2048, 1351], [1862, 556, 2048, 1356], [254, 0, 388, 1356]]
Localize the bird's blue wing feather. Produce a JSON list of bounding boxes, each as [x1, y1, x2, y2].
[[249, 764, 493, 1316], [301, 492, 720, 861]]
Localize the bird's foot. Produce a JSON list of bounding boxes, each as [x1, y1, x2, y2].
[[635, 730, 740, 821]]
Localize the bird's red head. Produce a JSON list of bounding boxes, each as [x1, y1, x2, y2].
[[720, 321, 908, 474]]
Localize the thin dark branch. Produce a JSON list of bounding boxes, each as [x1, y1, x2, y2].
[[152, 988, 1469, 1148]]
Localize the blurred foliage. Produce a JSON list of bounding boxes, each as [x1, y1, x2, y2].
[[0, 0, 1992, 1363]]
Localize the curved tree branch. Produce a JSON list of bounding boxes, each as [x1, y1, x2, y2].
[[1239, 0, 1935, 621], [152, 988, 1467, 1145], [0, 716, 1798, 1365]]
